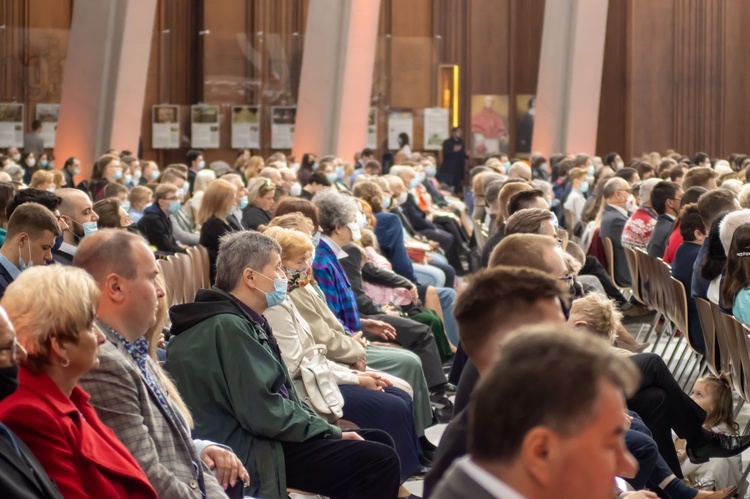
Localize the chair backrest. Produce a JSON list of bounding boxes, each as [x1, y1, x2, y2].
[[624, 246, 641, 304], [176, 252, 196, 304], [711, 302, 743, 392], [563, 209, 575, 237], [695, 297, 720, 375], [187, 246, 204, 300], [635, 249, 655, 311], [196, 245, 211, 289], [731, 317, 750, 402], [600, 236, 616, 282], [157, 258, 176, 307]]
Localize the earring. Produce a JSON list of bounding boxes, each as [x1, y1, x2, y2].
[[60, 358, 70, 368]]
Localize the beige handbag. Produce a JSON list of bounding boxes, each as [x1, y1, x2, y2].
[[289, 344, 345, 423]]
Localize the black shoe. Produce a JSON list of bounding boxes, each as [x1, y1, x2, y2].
[[419, 453, 434, 467], [686, 431, 750, 464]]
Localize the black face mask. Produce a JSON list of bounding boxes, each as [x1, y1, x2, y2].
[[0, 364, 19, 401]]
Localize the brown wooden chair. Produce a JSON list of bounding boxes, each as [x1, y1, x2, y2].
[[196, 245, 211, 289], [669, 277, 705, 386], [172, 253, 195, 305], [600, 236, 632, 295], [731, 317, 750, 403], [711, 303, 744, 395], [624, 246, 642, 305], [157, 258, 176, 307], [695, 297, 722, 376], [186, 246, 204, 300]]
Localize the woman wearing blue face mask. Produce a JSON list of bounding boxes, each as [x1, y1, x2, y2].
[[531, 155, 550, 181], [563, 167, 589, 232], [136, 183, 186, 254], [199, 180, 243, 284], [89, 154, 123, 201]]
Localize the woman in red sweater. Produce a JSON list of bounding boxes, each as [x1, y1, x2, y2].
[[0, 266, 157, 499]]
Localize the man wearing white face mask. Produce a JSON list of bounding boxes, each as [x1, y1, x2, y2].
[[56, 188, 99, 263], [600, 177, 636, 287], [0, 204, 60, 299]]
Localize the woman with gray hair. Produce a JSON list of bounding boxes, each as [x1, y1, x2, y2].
[[242, 177, 276, 230], [313, 189, 452, 415]]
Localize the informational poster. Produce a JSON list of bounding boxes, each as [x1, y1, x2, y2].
[[423, 107, 450, 150], [152, 105, 180, 149], [366, 107, 377, 150], [515, 95, 535, 155], [231, 106, 260, 149], [387, 110, 413, 150], [0, 103, 23, 148], [271, 106, 296, 149], [470, 94, 509, 158], [35, 104, 59, 148], [191, 104, 220, 149]]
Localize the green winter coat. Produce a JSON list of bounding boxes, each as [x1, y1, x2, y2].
[[165, 287, 342, 498]]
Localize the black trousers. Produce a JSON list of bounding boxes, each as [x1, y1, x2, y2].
[[363, 313, 448, 390], [627, 353, 707, 477], [282, 429, 401, 499], [418, 228, 462, 271], [581, 255, 628, 305]]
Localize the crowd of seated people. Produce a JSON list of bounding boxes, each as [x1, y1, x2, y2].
[[1, 143, 750, 498]]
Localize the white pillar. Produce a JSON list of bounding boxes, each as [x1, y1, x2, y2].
[[533, 0, 609, 155], [293, 0, 381, 162], [55, 0, 157, 179]]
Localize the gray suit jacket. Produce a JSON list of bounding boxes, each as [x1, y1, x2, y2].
[[647, 213, 675, 259], [431, 459, 512, 499], [78, 324, 226, 499], [599, 205, 631, 287]]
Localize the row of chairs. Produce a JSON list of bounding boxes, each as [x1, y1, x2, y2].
[[156, 246, 210, 307], [601, 238, 701, 387]]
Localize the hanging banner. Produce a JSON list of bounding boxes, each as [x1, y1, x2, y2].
[[231, 106, 261, 149], [387, 110, 413, 150], [152, 105, 180, 149], [35, 104, 60, 148], [423, 107, 450, 150], [191, 104, 220, 149], [271, 106, 296, 149], [0, 104, 24, 148], [367, 107, 377, 150]]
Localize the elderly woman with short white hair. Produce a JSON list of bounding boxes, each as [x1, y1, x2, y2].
[[0, 266, 156, 498]]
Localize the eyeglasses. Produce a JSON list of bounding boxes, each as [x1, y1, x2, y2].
[[0, 338, 25, 363], [559, 274, 574, 286], [556, 237, 563, 248]]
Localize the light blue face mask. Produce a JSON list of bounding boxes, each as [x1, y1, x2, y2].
[[255, 271, 288, 308], [415, 172, 426, 183], [198, 160, 206, 170], [425, 166, 437, 178], [580, 181, 590, 194], [150, 170, 160, 180], [121, 200, 131, 212], [409, 178, 420, 189], [382, 197, 392, 209], [82, 221, 98, 238], [238, 196, 249, 210], [587, 165, 595, 176], [504, 161, 511, 170], [124, 174, 133, 185], [40, 160, 49, 169], [335, 165, 345, 181], [312, 231, 321, 247], [114, 169, 123, 180], [168, 200, 181, 214], [326, 172, 338, 183]]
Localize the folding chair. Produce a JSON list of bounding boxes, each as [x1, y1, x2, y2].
[[695, 297, 721, 376], [600, 236, 632, 299]]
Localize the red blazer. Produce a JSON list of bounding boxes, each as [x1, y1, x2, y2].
[[0, 368, 157, 499]]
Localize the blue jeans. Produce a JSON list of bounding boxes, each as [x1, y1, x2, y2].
[[413, 263, 445, 287], [436, 287, 459, 345]]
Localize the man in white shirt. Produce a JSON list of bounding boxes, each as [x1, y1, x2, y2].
[[431, 327, 639, 499]]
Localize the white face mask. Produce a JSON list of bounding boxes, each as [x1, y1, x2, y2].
[[396, 191, 408, 205], [290, 182, 302, 197], [625, 194, 637, 213], [27, 158, 36, 167], [347, 222, 362, 241]]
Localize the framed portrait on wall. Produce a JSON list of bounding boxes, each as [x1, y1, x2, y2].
[[470, 95, 509, 158], [0, 104, 23, 148], [191, 104, 220, 149], [152, 105, 180, 149], [231, 106, 261, 149]]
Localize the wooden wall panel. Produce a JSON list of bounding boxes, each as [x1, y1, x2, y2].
[[596, 0, 628, 158], [722, 1, 750, 156]]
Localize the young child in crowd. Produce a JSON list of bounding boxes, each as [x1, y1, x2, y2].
[[678, 376, 747, 495]]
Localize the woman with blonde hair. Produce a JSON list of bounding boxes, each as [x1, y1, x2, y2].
[[0, 266, 157, 498], [198, 179, 240, 284], [242, 177, 276, 230], [183, 168, 217, 228], [28, 170, 55, 191], [262, 226, 423, 494]]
